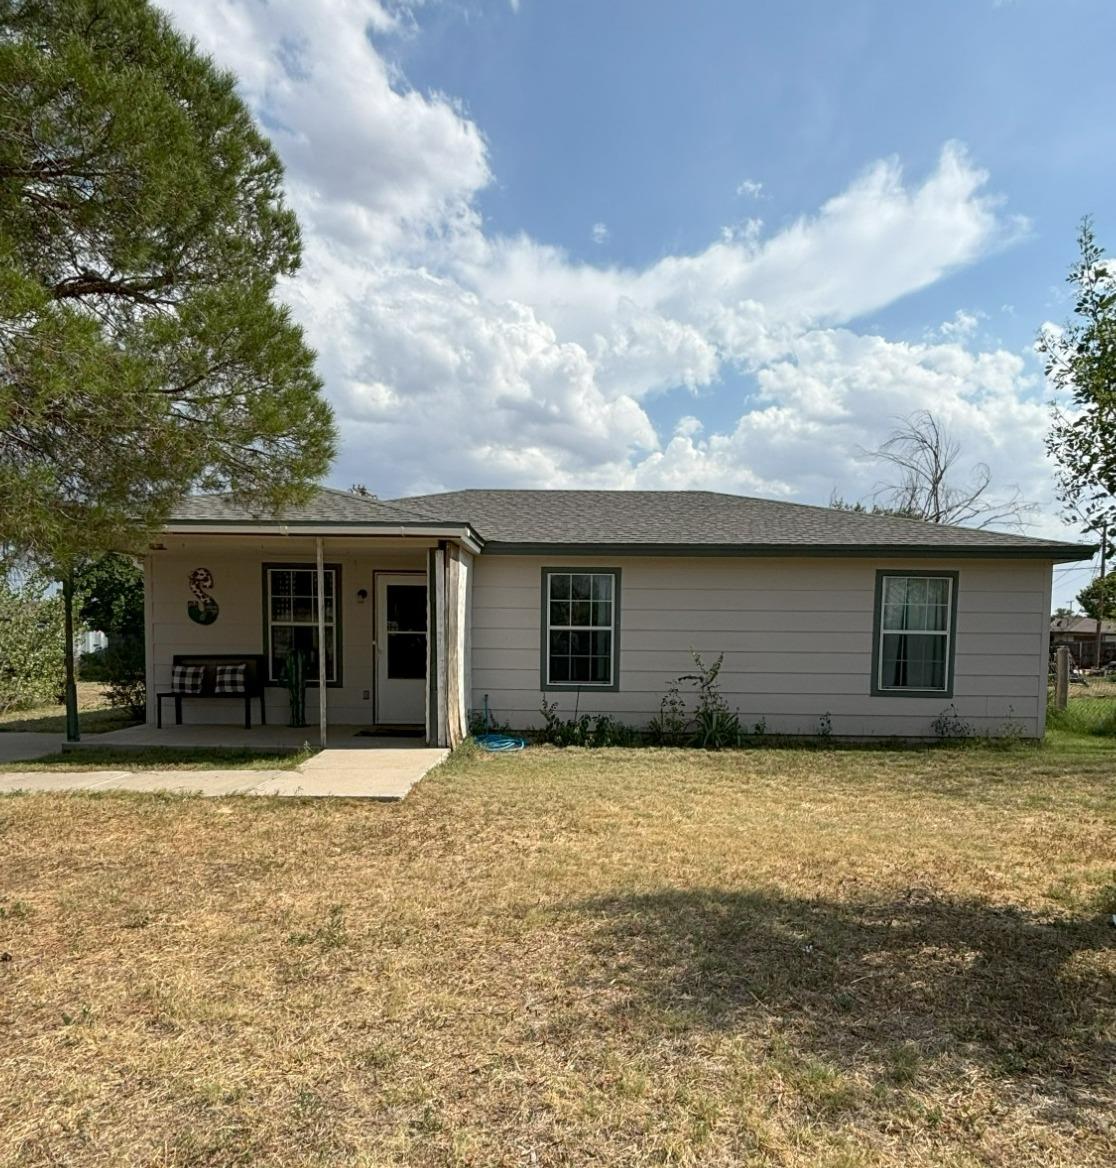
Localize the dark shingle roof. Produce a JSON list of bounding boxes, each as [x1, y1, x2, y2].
[[166, 486, 1094, 560], [168, 487, 436, 525], [387, 489, 1094, 559]]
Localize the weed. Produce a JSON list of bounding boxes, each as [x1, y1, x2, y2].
[[647, 681, 688, 746], [289, 904, 348, 952], [679, 651, 740, 749], [931, 704, 973, 740]]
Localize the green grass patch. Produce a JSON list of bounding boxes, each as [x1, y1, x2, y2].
[[1047, 696, 1116, 737]]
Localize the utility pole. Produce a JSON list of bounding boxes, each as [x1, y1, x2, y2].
[[1095, 521, 1108, 670]]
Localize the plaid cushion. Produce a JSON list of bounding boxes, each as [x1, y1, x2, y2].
[[171, 663, 206, 694], [214, 663, 246, 695]]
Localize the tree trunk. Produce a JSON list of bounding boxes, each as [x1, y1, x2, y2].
[[62, 572, 80, 742]]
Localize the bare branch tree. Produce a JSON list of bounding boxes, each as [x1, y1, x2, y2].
[[862, 411, 1037, 530]]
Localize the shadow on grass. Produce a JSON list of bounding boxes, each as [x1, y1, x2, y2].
[[571, 887, 1114, 1102], [0, 708, 140, 735]]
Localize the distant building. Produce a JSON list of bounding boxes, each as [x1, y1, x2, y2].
[[80, 630, 107, 656], [1050, 615, 1116, 668]]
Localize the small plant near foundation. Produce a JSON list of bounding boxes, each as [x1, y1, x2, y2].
[[679, 652, 740, 749], [538, 701, 638, 746], [648, 681, 688, 746], [817, 711, 833, 739], [468, 707, 511, 737], [931, 704, 973, 740], [993, 706, 1028, 743]]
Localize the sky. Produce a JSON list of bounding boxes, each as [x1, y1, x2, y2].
[[156, 0, 1116, 608]]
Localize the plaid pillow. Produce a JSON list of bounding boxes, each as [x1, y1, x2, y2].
[[171, 663, 206, 694], [214, 663, 246, 695]]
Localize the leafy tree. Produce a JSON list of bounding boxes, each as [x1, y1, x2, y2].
[[0, 0, 336, 564], [1076, 571, 1116, 623], [1040, 217, 1116, 535], [76, 553, 143, 639], [0, 568, 64, 712], [75, 552, 146, 716]]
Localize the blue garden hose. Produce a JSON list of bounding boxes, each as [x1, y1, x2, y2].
[[475, 733, 525, 752], [474, 694, 526, 751]]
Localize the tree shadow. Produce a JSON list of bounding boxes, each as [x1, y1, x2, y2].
[[568, 887, 1114, 1106]]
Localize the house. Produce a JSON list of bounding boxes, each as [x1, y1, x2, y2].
[[1049, 614, 1116, 668], [144, 488, 1094, 744]]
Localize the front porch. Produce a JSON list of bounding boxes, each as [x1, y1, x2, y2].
[[143, 526, 474, 749]]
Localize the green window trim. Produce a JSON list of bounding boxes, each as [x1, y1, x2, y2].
[[261, 562, 344, 687], [870, 569, 958, 698], [540, 567, 622, 692]]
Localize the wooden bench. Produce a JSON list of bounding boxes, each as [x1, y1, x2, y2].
[[156, 654, 267, 730]]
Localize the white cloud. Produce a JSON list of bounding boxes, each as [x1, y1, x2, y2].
[[933, 308, 985, 340], [591, 222, 609, 244], [155, 0, 1067, 551], [736, 178, 764, 198]]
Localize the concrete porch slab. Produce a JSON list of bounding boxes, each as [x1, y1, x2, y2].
[[64, 723, 428, 753]]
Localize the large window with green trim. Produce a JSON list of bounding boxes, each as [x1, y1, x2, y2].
[[873, 571, 957, 696], [542, 569, 620, 690]]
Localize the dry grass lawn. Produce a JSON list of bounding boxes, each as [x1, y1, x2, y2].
[[1, 739, 1114, 1167]]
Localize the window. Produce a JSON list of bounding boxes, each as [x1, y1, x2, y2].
[[542, 569, 620, 690], [264, 564, 341, 684], [873, 571, 957, 695], [384, 582, 427, 680]]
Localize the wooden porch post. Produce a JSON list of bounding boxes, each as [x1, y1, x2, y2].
[[316, 537, 327, 748]]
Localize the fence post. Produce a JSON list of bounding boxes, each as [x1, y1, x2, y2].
[[1054, 646, 1070, 712]]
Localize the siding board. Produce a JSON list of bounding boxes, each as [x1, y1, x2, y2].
[[469, 554, 1051, 738]]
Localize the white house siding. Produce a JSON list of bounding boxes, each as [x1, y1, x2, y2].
[[469, 555, 1053, 738], [145, 543, 428, 726]]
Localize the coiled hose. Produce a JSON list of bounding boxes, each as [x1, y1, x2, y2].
[[474, 694, 526, 752]]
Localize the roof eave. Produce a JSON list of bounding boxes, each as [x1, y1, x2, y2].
[[162, 520, 485, 554], [479, 540, 1097, 562]]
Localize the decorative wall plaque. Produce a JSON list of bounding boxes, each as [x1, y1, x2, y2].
[[187, 567, 219, 625]]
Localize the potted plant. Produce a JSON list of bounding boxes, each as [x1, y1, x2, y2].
[[282, 647, 308, 728]]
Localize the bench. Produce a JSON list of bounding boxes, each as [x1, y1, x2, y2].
[[156, 654, 267, 729]]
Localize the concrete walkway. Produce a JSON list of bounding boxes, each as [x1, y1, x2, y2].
[[0, 746, 448, 801]]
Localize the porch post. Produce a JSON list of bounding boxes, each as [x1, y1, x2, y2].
[[316, 537, 327, 748]]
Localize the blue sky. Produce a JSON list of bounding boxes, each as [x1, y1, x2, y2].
[[162, 0, 1116, 605]]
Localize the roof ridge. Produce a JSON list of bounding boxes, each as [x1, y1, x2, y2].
[[317, 485, 433, 521]]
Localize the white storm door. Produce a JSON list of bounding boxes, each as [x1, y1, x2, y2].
[[375, 574, 427, 724]]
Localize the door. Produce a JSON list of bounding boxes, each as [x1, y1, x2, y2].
[[376, 574, 427, 724]]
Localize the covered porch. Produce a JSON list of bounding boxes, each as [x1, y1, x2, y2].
[[143, 518, 477, 749]]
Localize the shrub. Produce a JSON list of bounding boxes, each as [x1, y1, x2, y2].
[[931, 704, 974, 740], [0, 567, 66, 710], [0, 572, 65, 713], [538, 701, 638, 747], [99, 635, 147, 718], [679, 651, 740, 749]]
